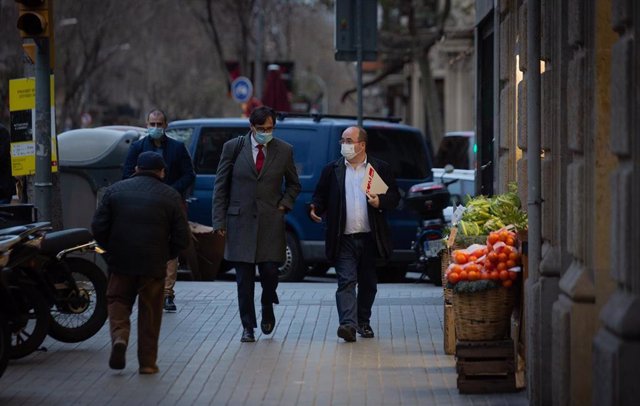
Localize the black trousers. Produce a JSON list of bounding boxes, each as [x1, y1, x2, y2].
[[235, 262, 280, 328]]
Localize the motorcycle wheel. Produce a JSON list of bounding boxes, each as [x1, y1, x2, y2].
[[48, 258, 108, 343], [10, 285, 50, 359], [0, 313, 10, 378]]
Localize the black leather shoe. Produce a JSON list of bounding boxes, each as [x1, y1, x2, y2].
[[241, 327, 255, 343], [357, 323, 375, 338], [164, 296, 177, 312], [337, 325, 356, 342], [261, 305, 275, 335]]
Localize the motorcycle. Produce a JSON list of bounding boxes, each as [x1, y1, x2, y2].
[[0, 223, 52, 360], [0, 222, 108, 345], [406, 165, 458, 286]]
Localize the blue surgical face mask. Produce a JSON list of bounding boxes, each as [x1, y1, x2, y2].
[[147, 127, 164, 139], [254, 131, 273, 145]]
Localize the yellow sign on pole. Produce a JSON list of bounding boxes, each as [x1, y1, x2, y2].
[[8, 76, 57, 176]]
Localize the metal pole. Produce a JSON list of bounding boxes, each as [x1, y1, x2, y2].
[[254, 1, 264, 100], [34, 38, 52, 222], [356, 0, 363, 127]]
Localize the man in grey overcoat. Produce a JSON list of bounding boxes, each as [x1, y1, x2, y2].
[[212, 106, 301, 342]]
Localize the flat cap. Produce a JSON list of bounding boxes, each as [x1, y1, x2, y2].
[[136, 151, 166, 170]]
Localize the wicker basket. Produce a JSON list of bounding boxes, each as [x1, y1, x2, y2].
[[453, 286, 516, 341], [441, 249, 453, 304]]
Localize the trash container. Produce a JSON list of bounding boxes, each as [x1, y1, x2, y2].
[[57, 128, 144, 229]]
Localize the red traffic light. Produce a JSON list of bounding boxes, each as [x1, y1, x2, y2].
[[15, 0, 50, 38]]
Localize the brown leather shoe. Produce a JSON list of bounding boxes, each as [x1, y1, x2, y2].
[[139, 365, 159, 374], [109, 338, 127, 370]]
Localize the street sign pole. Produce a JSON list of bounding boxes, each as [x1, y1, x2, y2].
[[356, 0, 363, 127], [34, 37, 52, 221]]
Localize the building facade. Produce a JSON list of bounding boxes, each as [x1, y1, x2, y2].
[[475, 1, 639, 405]]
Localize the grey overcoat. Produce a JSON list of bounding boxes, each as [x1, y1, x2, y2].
[[211, 133, 301, 263]]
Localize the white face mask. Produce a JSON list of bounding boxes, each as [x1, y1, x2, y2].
[[341, 143, 358, 160]]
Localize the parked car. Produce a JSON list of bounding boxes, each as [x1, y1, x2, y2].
[[166, 113, 435, 281]]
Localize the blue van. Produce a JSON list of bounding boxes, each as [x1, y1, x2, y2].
[[166, 114, 434, 281]]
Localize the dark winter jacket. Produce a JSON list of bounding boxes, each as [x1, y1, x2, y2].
[[122, 135, 195, 198], [91, 172, 190, 278], [311, 156, 400, 262]]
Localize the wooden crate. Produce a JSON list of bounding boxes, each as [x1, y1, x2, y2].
[[455, 339, 518, 394], [444, 304, 456, 355]]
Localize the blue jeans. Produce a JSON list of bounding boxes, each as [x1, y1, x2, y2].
[[334, 233, 377, 328]]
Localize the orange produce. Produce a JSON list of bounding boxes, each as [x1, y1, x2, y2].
[[499, 270, 509, 280], [506, 259, 517, 268], [502, 279, 513, 288], [509, 252, 520, 262], [448, 272, 460, 284], [485, 261, 495, 271], [468, 271, 479, 281], [508, 271, 518, 281], [468, 255, 478, 262], [490, 271, 500, 280], [496, 262, 507, 271], [454, 252, 468, 264], [459, 270, 468, 280], [499, 231, 510, 242], [488, 233, 500, 244], [498, 253, 508, 262], [488, 252, 498, 263], [480, 272, 491, 280], [505, 237, 516, 246]]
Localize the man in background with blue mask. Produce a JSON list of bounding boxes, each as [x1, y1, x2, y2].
[[122, 109, 195, 312], [212, 106, 300, 343]]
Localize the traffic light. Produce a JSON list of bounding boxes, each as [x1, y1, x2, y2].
[[15, 0, 50, 38]]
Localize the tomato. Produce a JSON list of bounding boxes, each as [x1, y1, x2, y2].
[[505, 237, 516, 246], [508, 271, 518, 281], [466, 264, 479, 273], [448, 272, 460, 284], [472, 249, 485, 259], [502, 279, 513, 288], [459, 270, 468, 280], [497, 253, 508, 262], [490, 270, 500, 280], [499, 231, 510, 242], [450, 264, 463, 273], [509, 252, 520, 262], [506, 259, 517, 268], [488, 233, 500, 244], [468, 255, 478, 263], [488, 252, 498, 263], [485, 261, 495, 271], [468, 271, 479, 281], [480, 272, 490, 280], [496, 262, 507, 271], [499, 270, 509, 280], [454, 253, 468, 264]]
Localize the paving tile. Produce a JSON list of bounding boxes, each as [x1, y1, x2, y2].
[[0, 281, 528, 405]]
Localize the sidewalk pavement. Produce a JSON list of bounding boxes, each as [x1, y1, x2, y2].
[[0, 281, 528, 406]]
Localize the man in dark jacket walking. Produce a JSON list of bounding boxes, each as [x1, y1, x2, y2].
[[122, 109, 195, 312], [309, 126, 400, 342], [212, 106, 301, 343], [93, 151, 190, 374]]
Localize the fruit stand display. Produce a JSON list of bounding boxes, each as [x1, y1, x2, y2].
[[440, 184, 528, 393]]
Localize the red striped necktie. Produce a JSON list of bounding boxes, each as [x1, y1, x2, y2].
[[256, 144, 265, 173]]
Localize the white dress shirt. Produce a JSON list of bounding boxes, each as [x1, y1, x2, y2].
[[343, 157, 371, 235], [250, 135, 267, 163]]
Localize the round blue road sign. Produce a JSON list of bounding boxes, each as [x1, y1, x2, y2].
[[231, 76, 253, 103]]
